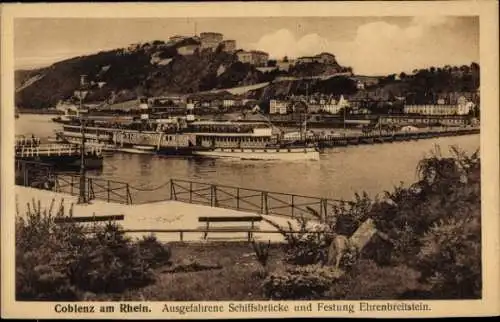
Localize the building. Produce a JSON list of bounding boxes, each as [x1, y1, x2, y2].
[[169, 35, 188, 44], [356, 81, 365, 90], [276, 59, 295, 71], [380, 115, 470, 127], [177, 44, 200, 56], [403, 97, 475, 116], [404, 104, 458, 115], [236, 51, 253, 64], [236, 50, 269, 67], [316, 52, 337, 65], [457, 96, 475, 115], [200, 32, 223, 51], [296, 56, 315, 64], [269, 100, 290, 115], [321, 95, 350, 114], [222, 99, 236, 108], [296, 52, 337, 65], [221, 40, 236, 52]]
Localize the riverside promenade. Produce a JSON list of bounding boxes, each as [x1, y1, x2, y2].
[[15, 185, 312, 243]]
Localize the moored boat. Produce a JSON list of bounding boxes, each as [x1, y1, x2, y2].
[[192, 146, 320, 161]]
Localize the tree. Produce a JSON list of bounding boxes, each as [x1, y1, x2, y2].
[[283, 56, 289, 63]]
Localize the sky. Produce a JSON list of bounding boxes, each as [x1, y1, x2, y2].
[[14, 16, 479, 76]]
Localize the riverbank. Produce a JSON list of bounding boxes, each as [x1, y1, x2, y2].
[[15, 149, 481, 301]]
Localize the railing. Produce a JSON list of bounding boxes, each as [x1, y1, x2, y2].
[[122, 228, 322, 242], [15, 144, 102, 158], [15, 136, 41, 147], [53, 174, 133, 204], [169, 178, 342, 219]]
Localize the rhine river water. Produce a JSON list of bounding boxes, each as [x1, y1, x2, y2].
[[16, 114, 480, 201]]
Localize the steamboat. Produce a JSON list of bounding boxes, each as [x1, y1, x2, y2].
[[54, 118, 320, 161], [52, 94, 320, 160]]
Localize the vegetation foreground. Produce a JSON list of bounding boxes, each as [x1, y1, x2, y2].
[[16, 146, 481, 301]]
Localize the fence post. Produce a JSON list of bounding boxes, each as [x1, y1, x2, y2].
[[261, 191, 268, 215], [236, 187, 240, 210], [70, 175, 74, 195], [170, 179, 176, 200], [320, 198, 328, 221], [291, 195, 295, 218], [189, 181, 193, 203], [107, 180, 110, 202], [23, 163, 28, 186], [211, 185, 218, 207], [126, 183, 130, 205], [88, 177, 93, 201]]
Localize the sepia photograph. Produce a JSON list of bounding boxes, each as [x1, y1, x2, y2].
[[1, 1, 499, 319]]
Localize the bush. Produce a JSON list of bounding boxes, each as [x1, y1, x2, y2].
[[416, 215, 481, 299], [263, 264, 343, 300], [69, 222, 156, 294], [327, 260, 423, 300], [265, 215, 332, 266], [15, 198, 165, 300], [137, 234, 172, 269]]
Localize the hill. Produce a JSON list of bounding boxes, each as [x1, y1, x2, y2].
[[15, 39, 349, 109], [15, 38, 480, 110]]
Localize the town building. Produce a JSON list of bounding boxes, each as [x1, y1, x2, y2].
[[269, 100, 290, 115], [220, 40, 236, 53], [236, 51, 253, 64], [321, 95, 350, 114], [200, 32, 223, 51], [404, 96, 475, 116], [296, 52, 337, 65], [223, 99, 236, 108], [177, 44, 200, 56], [236, 50, 269, 67], [380, 115, 471, 127], [276, 59, 295, 71], [404, 104, 458, 115]]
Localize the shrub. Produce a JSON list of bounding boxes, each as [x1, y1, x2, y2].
[[416, 214, 481, 299], [16, 198, 83, 300], [69, 222, 156, 294], [251, 239, 271, 270], [137, 234, 172, 269], [264, 215, 331, 266], [262, 264, 343, 300], [327, 260, 423, 300], [16, 198, 162, 300]]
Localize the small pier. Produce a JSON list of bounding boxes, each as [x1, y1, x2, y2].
[[15, 143, 104, 170], [15, 143, 102, 158]]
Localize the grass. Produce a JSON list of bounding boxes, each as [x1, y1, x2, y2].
[[92, 241, 286, 301], [87, 240, 428, 301]]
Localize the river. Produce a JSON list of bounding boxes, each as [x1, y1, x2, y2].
[[16, 114, 480, 201]]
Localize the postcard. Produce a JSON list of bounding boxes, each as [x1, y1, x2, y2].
[[1, 1, 499, 319]]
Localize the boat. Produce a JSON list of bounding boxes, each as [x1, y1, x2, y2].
[[192, 146, 320, 161], [52, 95, 320, 160], [186, 120, 321, 161], [118, 145, 157, 155]]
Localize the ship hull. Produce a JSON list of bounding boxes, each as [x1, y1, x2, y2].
[[192, 147, 320, 161]]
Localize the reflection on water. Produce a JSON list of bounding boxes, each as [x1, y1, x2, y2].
[[16, 115, 480, 200]]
